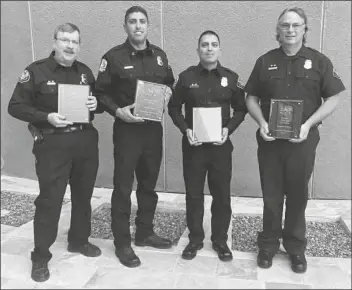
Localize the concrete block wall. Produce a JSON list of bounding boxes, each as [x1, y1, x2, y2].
[[1, 1, 350, 199]]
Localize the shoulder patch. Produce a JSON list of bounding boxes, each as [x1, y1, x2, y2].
[[19, 70, 30, 83], [333, 68, 341, 79], [99, 59, 107, 72], [236, 78, 245, 89], [172, 75, 179, 89]]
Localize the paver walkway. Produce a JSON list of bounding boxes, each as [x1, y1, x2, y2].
[[1, 175, 351, 289]]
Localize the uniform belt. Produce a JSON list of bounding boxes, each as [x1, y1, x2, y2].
[[40, 123, 93, 134]]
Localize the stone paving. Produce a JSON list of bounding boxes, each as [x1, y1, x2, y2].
[[1, 175, 351, 289]]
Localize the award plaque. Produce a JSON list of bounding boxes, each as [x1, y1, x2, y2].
[[268, 99, 304, 139], [192, 107, 222, 143], [133, 80, 168, 122], [58, 84, 90, 123]]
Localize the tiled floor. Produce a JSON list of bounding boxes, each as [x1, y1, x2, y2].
[[1, 175, 351, 289]]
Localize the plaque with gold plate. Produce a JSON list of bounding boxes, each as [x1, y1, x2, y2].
[[268, 99, 304, 139], [58, 84, 90, 123], [133, 80, 168, 122]]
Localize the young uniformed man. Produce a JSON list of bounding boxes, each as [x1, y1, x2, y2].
[[168, 30, 247, 261], [8, 23, 103, 282], [245, 7, 345, 273], [95, 6, 175, 268]]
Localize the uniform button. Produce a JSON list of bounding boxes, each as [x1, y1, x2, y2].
[[208, 88, 212, 92], [287, 84, 290, 87], [288, 72, 291, 74]]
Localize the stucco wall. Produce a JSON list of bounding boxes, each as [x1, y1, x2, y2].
[[1, 1, 350, 199]]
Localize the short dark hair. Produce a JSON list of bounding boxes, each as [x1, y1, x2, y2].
[[53, 23, 81, 42], [125, 6, 149, 24], [276, 7, 308, 44], [198, 30, 220, 47]]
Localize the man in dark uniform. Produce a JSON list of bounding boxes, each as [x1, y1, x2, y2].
[[245, 7, 345, 273], [95, 6, 174, 268], [168, 30, 247, 261], [8, 23, 103, 282]]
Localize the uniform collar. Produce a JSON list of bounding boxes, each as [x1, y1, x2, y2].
[[279, 44, 310, 59], [124, 38, 154, 56], [197, 61, 225, 77], [47, 51, 79, 71]]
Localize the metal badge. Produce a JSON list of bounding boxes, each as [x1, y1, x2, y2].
[[221, 77, 228, 87], [157, 56, 163, 66], [304, 59, 312, 70], [80, 74, 88, 85]]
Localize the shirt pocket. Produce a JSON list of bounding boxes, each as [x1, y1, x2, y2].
[[265, 70, 286, 97]]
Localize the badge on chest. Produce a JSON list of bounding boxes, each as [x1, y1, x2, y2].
[[221, 77, 228, 87]]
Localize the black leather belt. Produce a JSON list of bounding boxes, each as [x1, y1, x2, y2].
[[40, 123, 93, 134]]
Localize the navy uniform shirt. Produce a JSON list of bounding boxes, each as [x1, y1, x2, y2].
[[95, 39, 175, 117], [8, 51, 101, 129], [244, 45, 346, 123], [168, 62, 247, 135]]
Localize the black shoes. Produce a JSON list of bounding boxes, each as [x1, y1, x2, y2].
[[67, 242, 102, 257], [290, 254, 307, 273], [135, 233, 172, 249], [257, 251, 274, 269], [31, 261, 50, 282], [212, 243, 233, 261], [182, 242, 204, 260], [115, 246, 141, 268]]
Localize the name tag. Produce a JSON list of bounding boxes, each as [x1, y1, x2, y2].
[[124, 66, 134, 69]]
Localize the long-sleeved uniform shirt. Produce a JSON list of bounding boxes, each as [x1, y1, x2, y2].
[[8, 51, 102, 128], [95, 39, 175, 119], [168, 62, 247, 135]]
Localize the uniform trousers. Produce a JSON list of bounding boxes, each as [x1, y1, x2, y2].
[[256, 127, 320, 255], [182, 136, 233, 245], [111, 121, 163, 249], [31, 128, 99, 262]]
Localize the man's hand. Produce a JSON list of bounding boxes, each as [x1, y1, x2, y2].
[[259, 122, 275, 141], [213, 127, 229, 145], [47, 113, 73, 128], [186, 129, 202, 146], [86, 94, 97, 111], [116, 103, 145, 123], [289, 122, 310, 143]]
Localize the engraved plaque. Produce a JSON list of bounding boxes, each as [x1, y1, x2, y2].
[[133, 80, 168, 122], [268, 99, 304, 139], [58, 84, 90, 123], [192, 107, 222, 143]]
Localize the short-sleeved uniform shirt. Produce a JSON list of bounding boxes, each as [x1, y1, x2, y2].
[[168, 62, 246, 135], [8, 51, 97, 128], [95, 39, 174, 117], [244, 45, 346, 123]]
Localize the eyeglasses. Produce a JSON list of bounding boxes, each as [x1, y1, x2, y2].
[[55, 37, 80, 46], [279, 23, 305, 31]]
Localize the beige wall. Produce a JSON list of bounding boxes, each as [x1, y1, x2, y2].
[[1, 1, 350, 199]]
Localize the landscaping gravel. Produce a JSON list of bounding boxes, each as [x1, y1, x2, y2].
[[232, 215, 351, 258], [91, 203, 187, 245], [1, 190, 69, 227]]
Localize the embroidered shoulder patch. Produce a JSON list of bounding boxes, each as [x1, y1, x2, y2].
[[99, 59, 107, 72], [19, 70, 30, 83], [333, 68, 341, 79], [172, 75, 179, 89], [236, 78, 245, 89]]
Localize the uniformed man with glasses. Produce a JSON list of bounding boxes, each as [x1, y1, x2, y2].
[[8, 23, 104, 283], [245, 7, 345, 273]]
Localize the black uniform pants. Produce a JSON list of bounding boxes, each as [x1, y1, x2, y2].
[[182, 136, 233, 245], [256, 127, 320, 255], [111, 121, 162, 249], [31, 128, 99, 263]]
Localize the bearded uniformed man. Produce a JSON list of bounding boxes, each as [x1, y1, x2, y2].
[[245, 7, 346, 273], [95, 6, 175, 268], [168, 30, 247, 262], [8, 23, 103, 283]]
